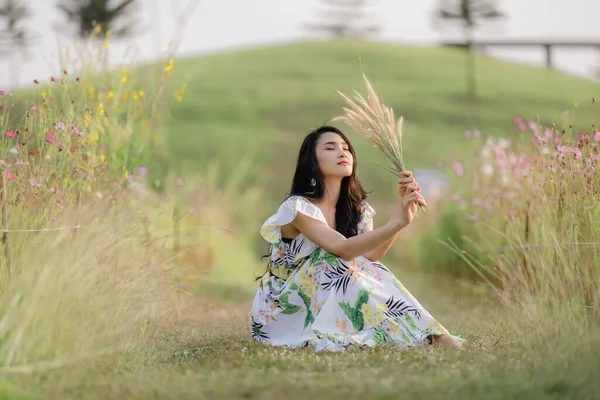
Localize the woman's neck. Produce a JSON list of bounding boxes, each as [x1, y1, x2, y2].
[[318, 177, 342, 209]]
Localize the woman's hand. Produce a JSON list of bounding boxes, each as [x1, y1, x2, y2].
[[395, 171, 427, 226]]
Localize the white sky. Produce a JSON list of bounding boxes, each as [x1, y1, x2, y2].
[[1, 0, 599, 89]]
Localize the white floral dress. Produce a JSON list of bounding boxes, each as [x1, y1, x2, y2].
[[250, 195, 463, 352]]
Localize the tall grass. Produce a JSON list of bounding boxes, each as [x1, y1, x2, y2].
[[438, 114, 600, 311]]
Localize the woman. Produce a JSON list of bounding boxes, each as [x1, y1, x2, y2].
[[250, 126, 464, 351]]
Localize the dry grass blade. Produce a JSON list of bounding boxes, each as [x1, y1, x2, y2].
[[334, 73, 423, 210]]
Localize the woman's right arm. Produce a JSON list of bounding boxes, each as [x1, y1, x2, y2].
[[292, 183, 426, 260], [292, 213, 409, 261]]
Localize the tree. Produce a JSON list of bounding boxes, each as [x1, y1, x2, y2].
[[305, 0, 379, 40], [56, 0, 139, 40], [433, 0, 505, 99]]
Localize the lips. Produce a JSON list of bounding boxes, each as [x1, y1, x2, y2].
[[338, 161, 350, 166]]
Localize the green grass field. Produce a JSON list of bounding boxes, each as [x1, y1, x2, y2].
[[165, 40, 600, 205]]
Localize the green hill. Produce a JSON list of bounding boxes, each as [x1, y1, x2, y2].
[[166, 40, 599, 205]]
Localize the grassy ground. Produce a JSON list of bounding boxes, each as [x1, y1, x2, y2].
[[20, 269, 599, 400]]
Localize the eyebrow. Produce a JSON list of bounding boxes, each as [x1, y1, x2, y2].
[[323, 141, 348, 146]]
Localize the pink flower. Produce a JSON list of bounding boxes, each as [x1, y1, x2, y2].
[[528, 121, 540, 136], [508, 209, 519, 218], [594, 131, 600, 142], [554, 137, 562, 146], [70, 123, 83, 137], [532, 185, 539, 191], [513, 116, 527, 132], [451, 161, 464, 177], [0, 89, 4, 95], [29, 105, 38, 111], [55, 122, 65, 131], [450, 193, 461, 201], [4, 130, 17, 138], [3, 171, 14, 181]]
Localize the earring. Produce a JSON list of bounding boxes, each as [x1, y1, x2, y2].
[[310, 178, 316, 187]]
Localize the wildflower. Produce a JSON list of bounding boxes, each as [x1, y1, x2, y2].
[[29, 178, 41, 188], [99, 154, 106, 163], [30, 105, 38, 111], [55, 122, 65, 131], [481, 164, 494, 176], [88, 87, 95, 99], [138, 90, 144, 97], [29, 149, 39, 155], [5, 130, 17, 138], [594, 131, 600, 142], [0, 89, 4, 95], [121, 75, 129, 84], [93, 24, 101, 34], [187, 274, 197, 282], [102, 39, 109, 49], [451, 161, 464, 177], [3, 171, 14, 180], [107, 90, 114, 100]]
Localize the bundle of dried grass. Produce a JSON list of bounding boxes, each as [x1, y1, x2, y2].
[[334, 73, 424, 210]]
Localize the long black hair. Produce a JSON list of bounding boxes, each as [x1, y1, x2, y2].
[[256, 126, 369, 281], [287, 125, 369, 238]]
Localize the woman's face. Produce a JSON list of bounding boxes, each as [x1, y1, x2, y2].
[[315, 131, 353, 178]]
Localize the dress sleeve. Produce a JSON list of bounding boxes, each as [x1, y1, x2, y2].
[[260, 195, 327, 244], [357, 201, 376, 233]]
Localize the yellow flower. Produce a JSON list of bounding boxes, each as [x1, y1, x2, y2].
[[41, 91, 46, 98], [87, 87, 95, 100], [138, 90, 144, 97], [99, 154, 106, 163], [375, 303, 389, 313], [168, 41, 173, 46], [175, 94, 183, 103], [121, 76, 129, 84], [93, 24, 102, 34], [107, 90, 114, 100], [105, 29, 112, 37], [187, 274, 197, 282], [101, 39, 109, 49], [305, 284, 316, 298], [361, 304, 374, 326], [85, 114, 93, 126], [375, 312, 384, 325], [124, 169, 129, 179]]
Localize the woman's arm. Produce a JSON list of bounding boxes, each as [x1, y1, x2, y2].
[[362, 213, 401, 262], [292, 212, 408, 261]]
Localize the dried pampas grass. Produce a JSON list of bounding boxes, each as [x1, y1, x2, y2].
[[333, 73, 424, 210]]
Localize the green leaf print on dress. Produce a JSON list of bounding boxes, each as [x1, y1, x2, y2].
[[279, 292, 301, 315], [338, 288, 373, 332]]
